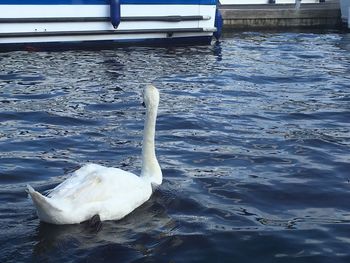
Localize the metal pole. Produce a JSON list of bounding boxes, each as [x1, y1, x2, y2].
[[295, 0, 301, 10]]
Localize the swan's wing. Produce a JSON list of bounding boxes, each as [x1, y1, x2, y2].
[[47, 164, 95, 196], [47, 163, 145, 204]]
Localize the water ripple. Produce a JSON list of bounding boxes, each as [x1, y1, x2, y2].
[[1, 30, 350, 262]]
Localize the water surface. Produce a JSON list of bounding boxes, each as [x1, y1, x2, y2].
[[1, 30, 350, 262]]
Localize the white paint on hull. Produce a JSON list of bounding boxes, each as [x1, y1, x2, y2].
[[0, 4, 216, 45]]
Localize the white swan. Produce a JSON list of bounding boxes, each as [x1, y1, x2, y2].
[[27, 85, 162, 225]]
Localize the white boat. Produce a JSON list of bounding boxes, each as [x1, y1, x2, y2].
[[0, 0, 222, 51], [340, 0, 350, 28]]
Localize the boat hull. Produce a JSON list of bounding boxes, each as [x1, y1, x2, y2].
[[0, 1, 219, 50]]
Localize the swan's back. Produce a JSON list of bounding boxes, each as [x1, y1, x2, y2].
[[49, 164, 147, 201], [55, 163, 151, 203]]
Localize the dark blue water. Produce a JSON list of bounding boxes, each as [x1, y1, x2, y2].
[[1, 30, 350, 263]]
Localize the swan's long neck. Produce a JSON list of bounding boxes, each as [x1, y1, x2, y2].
[[141, 102, 162, 186]]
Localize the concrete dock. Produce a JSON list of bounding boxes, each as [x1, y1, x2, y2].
[[219, 0, 341, 29]]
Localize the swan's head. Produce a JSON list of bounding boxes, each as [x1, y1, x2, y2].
[[143, 85, 159, 109]]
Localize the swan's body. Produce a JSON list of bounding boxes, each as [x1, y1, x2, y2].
[[27, 85, 162, 225]]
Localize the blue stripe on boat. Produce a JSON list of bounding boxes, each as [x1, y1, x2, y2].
[[0, 0, 217, 5]]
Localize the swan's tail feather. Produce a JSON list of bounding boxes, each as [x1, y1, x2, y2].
[[26, 184, 63, 224]]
